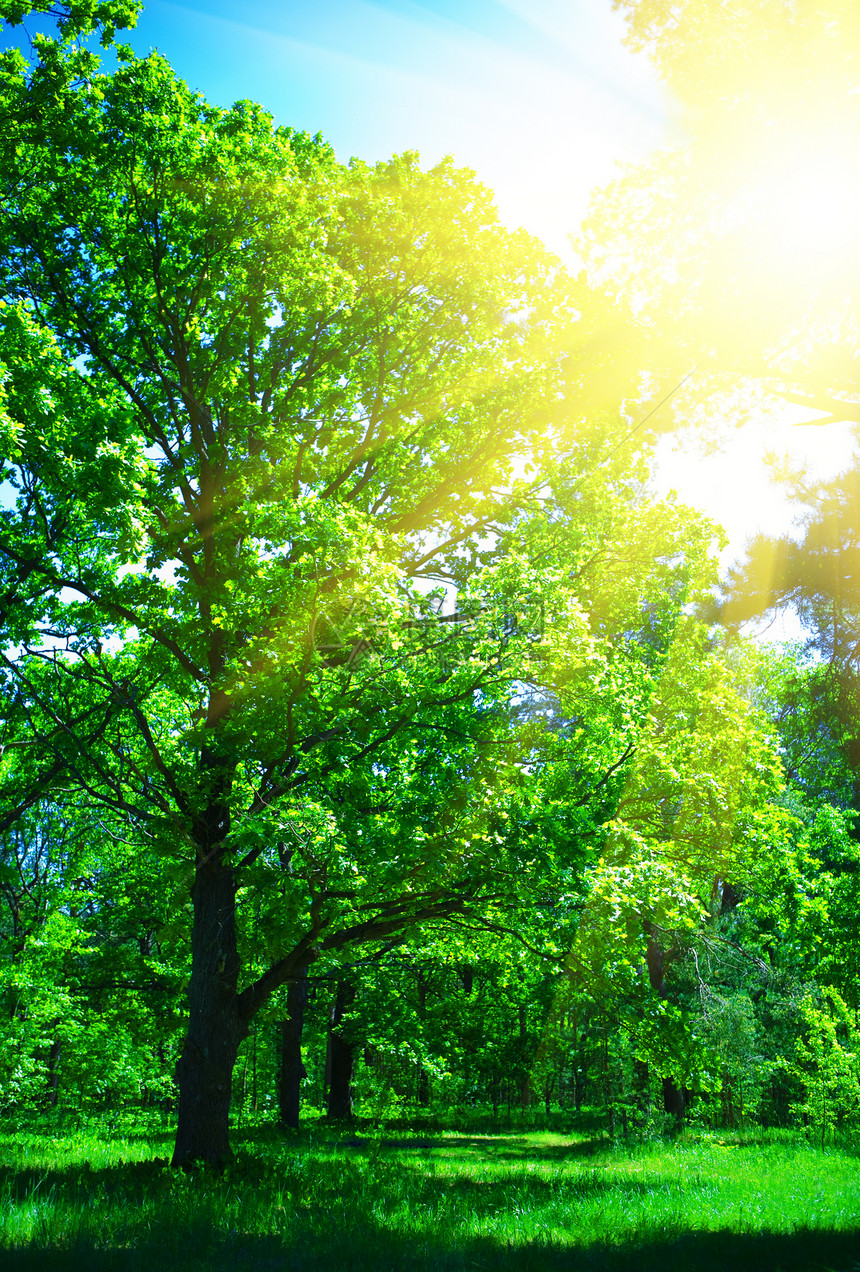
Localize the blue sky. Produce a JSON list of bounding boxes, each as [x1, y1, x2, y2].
[[6, 0, 669, 260]]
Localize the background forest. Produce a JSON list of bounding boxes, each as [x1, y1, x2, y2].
[[2, 0, 860, 1187]]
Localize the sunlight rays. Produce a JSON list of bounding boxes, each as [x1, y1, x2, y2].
[[738, 131, 860, 283]]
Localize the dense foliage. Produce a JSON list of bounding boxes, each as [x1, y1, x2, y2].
[[0, 0, 858, 1170]]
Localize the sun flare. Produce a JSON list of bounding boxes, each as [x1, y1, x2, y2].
[[731, 128, 860, 282]]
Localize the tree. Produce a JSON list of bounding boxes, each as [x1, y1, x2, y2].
[[587, 8, 860, 1013], [0, 15, 720, 1166], [716, 462, 860, 931], [564, 624, 790, 1127], [0, 797, 183, 1110], [749, 648, 860, 1006], [1, 0, 140, 44]]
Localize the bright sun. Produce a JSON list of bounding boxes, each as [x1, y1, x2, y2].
[[653, 117, 860, 563], [735, 129, 860, 280]]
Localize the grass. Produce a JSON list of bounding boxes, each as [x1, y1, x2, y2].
[[0, 1117, 859, 1270]]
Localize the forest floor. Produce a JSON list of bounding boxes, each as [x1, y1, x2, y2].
[[0, 1116, 859, 1270]]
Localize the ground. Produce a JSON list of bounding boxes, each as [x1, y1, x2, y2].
[[1, 1116, 859, 1270]]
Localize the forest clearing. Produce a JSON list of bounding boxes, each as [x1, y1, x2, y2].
[[4, 1, 860, 1267], [3, 1116, 860, 1271]]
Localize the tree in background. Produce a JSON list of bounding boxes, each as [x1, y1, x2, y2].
[[561, 626, 789, 1128], [0, 797, 184, 1110]]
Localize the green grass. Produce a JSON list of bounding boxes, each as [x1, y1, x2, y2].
[[1, 1118, 859, 1270]]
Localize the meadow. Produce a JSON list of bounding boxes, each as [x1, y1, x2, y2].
[[1, 1116, 859, 1271]]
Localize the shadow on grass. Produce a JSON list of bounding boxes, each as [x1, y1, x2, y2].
[[334, 1133, 609, 1162], [0, 1152, 637, 1215], [0, 1158, 174, 1202], [1, 1224, 859, 1272], [3, 1129, 860, 1271]]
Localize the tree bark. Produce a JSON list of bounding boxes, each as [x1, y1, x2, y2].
[[518, 1002, 531, 1108], [574, 1064, 586, 1111], [662, 1075, 685, 1131], [327, 979, 356, 1120], [171, 850, 244, 1169], [634, 1058, 650, 1125], [720, 879, 741, 915], [278, 966, 308, 1129], [644, 922, 685, 1133], [416, 967, 430, 1107], [46, 1038, 61, 1108]]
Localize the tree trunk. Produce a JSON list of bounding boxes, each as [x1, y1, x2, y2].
[[46, 1038, 61, 1108], [574, 1061, 586, 1111], [634, 1058, 650, 1125], [644, 922, 685, 1133], [720, 879, 741, 915], [518, 1003, 531, 1108], [172, 853, 244, 1169], [416, 967, 430, 1107], [662, 1076, 685, 1131], [603, 1030, 614, 1137], [278, 966, 308, 1129], [252, 1025, 257, 1114], [327, 979, 356, 1120]]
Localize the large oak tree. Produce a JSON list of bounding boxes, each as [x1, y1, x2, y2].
[[0, 8, 715, 1163]]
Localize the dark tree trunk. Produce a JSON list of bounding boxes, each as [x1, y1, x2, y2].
[[643, 922, 685, 1133], [662, 1076, 685, 1131], [169, 741, 317, 1165], [518, 1003, 531, 1108], [416, 967, 430, 1107], [720, 880, 741, 915], [634, 1058, 651, 1125], [278, 966, 308, 1129], [327, 979, 356, 1120], [574, 1062, 586, 1111], [644, 927, 668, 996], [46, 1038, 61, 1107], [172, 851, 244, 1169]]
